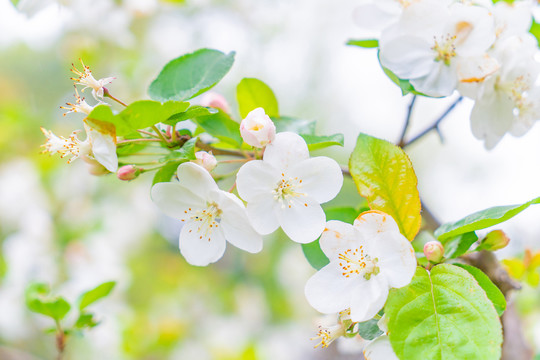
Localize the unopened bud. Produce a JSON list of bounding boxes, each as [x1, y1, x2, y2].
[[200, 92, 231, 114], [478, 230, 510, 251], [424, 241, 444, 263], [194, 151, 217, 172], [117, 165, 141, 181], [240, 107, 276, 148]]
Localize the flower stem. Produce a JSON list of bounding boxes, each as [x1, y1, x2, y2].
[[137, 129, 160, 138], [196, 140, 248, 157], [103, 88, 128, 107], [117, 138, 163, 146], [152, 125, 170, 144], [55, 320, 66, 360]]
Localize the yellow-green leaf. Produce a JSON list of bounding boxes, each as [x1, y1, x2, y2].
[[349, 133, 421, 241], [236, 78, 279, 119]]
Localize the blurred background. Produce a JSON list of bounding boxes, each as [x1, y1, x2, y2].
[[1, 0, 540, 359]]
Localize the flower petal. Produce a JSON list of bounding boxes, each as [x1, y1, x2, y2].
[[319, 220, 359, 261], [85, 123, 118, 172], [276, 196, 326, 243], [217, 191, 263, 254], [176, 162, 218, 199], [236, 160, 280, 202], [349, 277, 389, 322], [364, 336, 399, 360], [304, 264, 355, 314], [262, 132, 309, 169], [353, 211, 400, 239], [379, 34, 435, 80], [179, 220, 227, 266], [245, 194, 281, 235], [151, 182, 206, 219], [287, 157, 343, 204]]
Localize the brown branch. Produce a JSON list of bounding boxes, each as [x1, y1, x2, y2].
[[397, 95, 417, 147]]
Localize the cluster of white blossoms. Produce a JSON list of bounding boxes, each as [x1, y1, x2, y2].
[[355, 0, 540, 148], [41, 60, 118, 172]]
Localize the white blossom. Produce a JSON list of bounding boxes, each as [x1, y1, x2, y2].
[[194, 151, 217, 172], [304, 211, 416, 322], [151, 163, 263, 266], [236, 132, 343, 244], [71, 59, 115, 100], [363, 335, 399, 360], [239, 107, 276, 148]]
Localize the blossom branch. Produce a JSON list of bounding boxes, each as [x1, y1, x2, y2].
[[397, 95, 417, 147]]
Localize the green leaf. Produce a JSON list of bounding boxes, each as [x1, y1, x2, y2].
[[78, 281, 116, 310], [443, 232, 478, 259], [347, 39, 379, 48], [386, 265, 502, 360], [74, 312, 99, 329], [163, 105, 217, 126], [236, 78, 279, 119], [149, 49, 235, 102], [434, 197, 540, 241], [356, 318, 383, 340], [302, 207, 359, 270], [272, 116, 316, 135], [530, 20, 540, 47], [152, 160, 185, 185], [349, 133, 422, 241], [194, 110, 242, 146], [160, 137, 197, 162], [453, 264, 506, 316], [117, 100, 189, 132], [25, 283, 71, 321], [300, 133, 344, 151]]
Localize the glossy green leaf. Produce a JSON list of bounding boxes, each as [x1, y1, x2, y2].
[[347, 39, 379, 48], [272, 116, 316, 135], [236, 78, 279, 119], [300, 133, 344, 151], [74, 312, 99, 329], [117, 100, 189, 131], [152, 160, 185, 185], [453, 264, 506, 316], [149, 49, 235, 102], [349, 133, 421, 241], [302, 207, 358, 270], [443, 232, 478, 259], [194, 110, 242, 146], [386, 265, 503, 360], [530, 20, 540, 47], [356, 318, 383, 340], [434, 197, 540, 241], [25, 283, 71, 321], [163, 105, 217, 126], [78, 281, 116, 310]]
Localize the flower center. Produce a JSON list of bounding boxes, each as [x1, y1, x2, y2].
[[60, 90, 94, 116], [40, 128, 91, 163], [311, 324, 346, 349], [338, 247, 380, 280], [432, 34, 457, 66], [272, 173, 306, 208], [182, 202, 222, 241]]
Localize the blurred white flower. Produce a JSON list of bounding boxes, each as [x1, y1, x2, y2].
[[311, 322, 346, 348], [363, 335, 399, 360], [379, 0, 497, 96], [304, 211, 416, 322], [240, 107, 276, 148], [493, 0, 533, 40], [60, 87, 97, 116], [194, 151, 217, 172], [236, 132, 343, 243], [40, 120, 118, 172], [353, 0, 408, 33], [151, 162, 263, 266], [71, 59, 115, 100]]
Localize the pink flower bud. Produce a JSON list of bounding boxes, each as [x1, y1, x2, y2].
[[478, 230, 510, 251], [194, 151, 217, 172], [240, 107, 276, 148], [424, 241, 444, 263], [117, 165, 141, 181], [200, 92, 231, 114]]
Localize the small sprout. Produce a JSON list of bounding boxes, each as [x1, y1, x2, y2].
[[477, 230, 510, 251]]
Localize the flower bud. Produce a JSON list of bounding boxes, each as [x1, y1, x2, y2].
[[240, 107, 276, 148], [193, 151, 217, 172], [200, 92, 231, 114], [478, 230, 509, 251], [424, 241, 444, 263], [117, 165, 141, 181]]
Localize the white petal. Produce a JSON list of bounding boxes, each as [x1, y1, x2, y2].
[[276, 196, 326, 243], [288, 157, 343, 203], [353, 0, 402, 32], [85, 124, 118, 172], [470, 88, 514, 149], [368, 232, 417, 289], [245, 194, 281, 235], [379, 35, 435, 80], [457, 55, 499, 83], [319, 220, 359, 261], [410, 61, 457, 97], [450, 3, 495, 56], [236, 160, 280, 202], [349, 277, 389, 322], [262, 132, 309, 169], [217, 191, 263, 254], [151, 182, 206, 219], [179, 221, 227, 266], [304, 264, 356, 314], [364, 336, 399, 360], [176, 162, 218, 199], [353, 211, 400, 239]]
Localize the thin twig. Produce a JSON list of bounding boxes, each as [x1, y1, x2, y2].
[[402, 96, 463, 148], [117, 138, 163, 145], [196, 140, 248, 157], [137, 129, 159, 138], [341, 166, 351, 177], [152, 125, 170, 144], [55, 320, 65, 360], [103, 88, 128, 107], [398, 95, 417, 147]]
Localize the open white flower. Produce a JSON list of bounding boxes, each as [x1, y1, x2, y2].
[[379, 0, 497, 96], [71, 59, 115, 100], [40, 119, 118, 172], [304, 211, 416, 322], [151, 162, 263, 266], [236, 132, 343, 244], [60, 87, 96, 116], [363, 335, 399, 360]]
